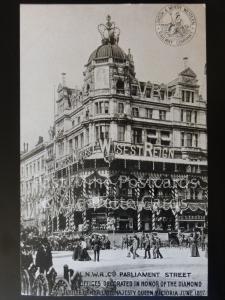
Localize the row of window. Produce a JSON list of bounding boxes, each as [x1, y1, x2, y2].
[[23, 157, 45, 177], [182, 90, 195, 103], [21, 175, 44, 194], [72, 103, 204, 124], [181, 109, 198, 123], [59, 126, 199, 156], [181, 132, 198, 148], [132, 107, 167, 120]]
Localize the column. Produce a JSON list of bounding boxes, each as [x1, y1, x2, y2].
[[52, 216, 54, 233], [57, 214, 60, 232], [175, 213, 179, 231], [137, 210, 141, 231], [152, 211, 156, 231], [82, 209, 87, 232]]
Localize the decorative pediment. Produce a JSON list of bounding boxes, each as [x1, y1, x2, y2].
[[179, 67, 197, 78]]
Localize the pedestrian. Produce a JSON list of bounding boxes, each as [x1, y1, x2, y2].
[[127, 236, 133, 257], [144, 234, 151, 259], [132, 235, 139, 259], [125, 234, 129, 249], [140, 232, 145, 250], [72, 239, 82, 261], [189, 233, 200, 257], [80, 237, 91, 261], [152, 236, 157, 259], [121, 236, 126, 249], [35, 241, 53, 274], [92, 235, 101, 262], [155, 237, 163, 258]]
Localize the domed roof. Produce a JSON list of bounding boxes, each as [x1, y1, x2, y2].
[[87, 43, 127, 64]]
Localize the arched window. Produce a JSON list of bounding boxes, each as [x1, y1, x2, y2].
[[116, 79, 124, 94]]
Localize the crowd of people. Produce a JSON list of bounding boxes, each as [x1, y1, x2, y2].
[[72, 234, 110, 262], [121, 230, 208, 259], [20, 225, 207, 275], [20, 226, 112, 272], [122, 233, 163, 259]]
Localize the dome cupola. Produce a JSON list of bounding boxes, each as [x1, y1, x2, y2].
[[87, 15, 127, 65]]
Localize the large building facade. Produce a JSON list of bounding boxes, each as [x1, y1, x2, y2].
[[21, 16, 208, 235]]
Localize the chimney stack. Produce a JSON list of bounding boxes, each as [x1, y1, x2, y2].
[[61, 72, 66, 87], [183, 57, 188, 69]]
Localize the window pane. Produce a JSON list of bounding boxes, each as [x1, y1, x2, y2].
[[118, 125, 125, 141], [105, 102, 109, 114], [186, 133, 192, 147], [186, 111, 192, 122]]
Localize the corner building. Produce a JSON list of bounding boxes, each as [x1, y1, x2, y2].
[[38, 16, 208, 234]]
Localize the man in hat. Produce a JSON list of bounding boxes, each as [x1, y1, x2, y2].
[[155, 237, 163, 259], [144, 234, 151, 259], [92, 235, 101, 262]]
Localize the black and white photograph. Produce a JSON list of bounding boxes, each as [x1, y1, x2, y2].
[[20, 4, 208, 296]]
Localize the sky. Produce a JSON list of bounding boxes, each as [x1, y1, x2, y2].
[[20, 4, 206, 150]]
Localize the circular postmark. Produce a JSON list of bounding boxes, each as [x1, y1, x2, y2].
[[155, 4, 197, 47]]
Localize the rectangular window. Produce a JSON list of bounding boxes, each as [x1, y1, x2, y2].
[[86, 128, 89, 144], [96, 125, 110, 140], [146, 108, 153, 119], [182, 90, 185, 102], [181, 109, 184, 122], [159, 110, 166, 120], [58, 142, 64, 156], [78, 116, 80, 124], [80, 133, 84, 148], [146, 88, 151, 98], [132, 128, 142, 144], [147, 129, 157, 144], [99, 102, 103, 114], [75, 137, 78, 149], [95, 101, 109, 114], [118, 103, 124, 114], [132, 107, 139, 117], [194, 134, 198, 147], [37, 161, 40, 172], [194, 111, 197, 123], [191, 92, 194, 103], [181, 132, 185, 147], [69, 139, 73, 154], [118, 125, 125, 141], [186, 110, 192, 123], [186, 133, 192, 147], [96, 126, 99, 140], [160, 131, 170, 146], [104, 101, 109, 114], [186, 91, 190, 102], [95, 103, 99, 114], [131, 85, 138, 96], [160, 90, 165, 100]]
